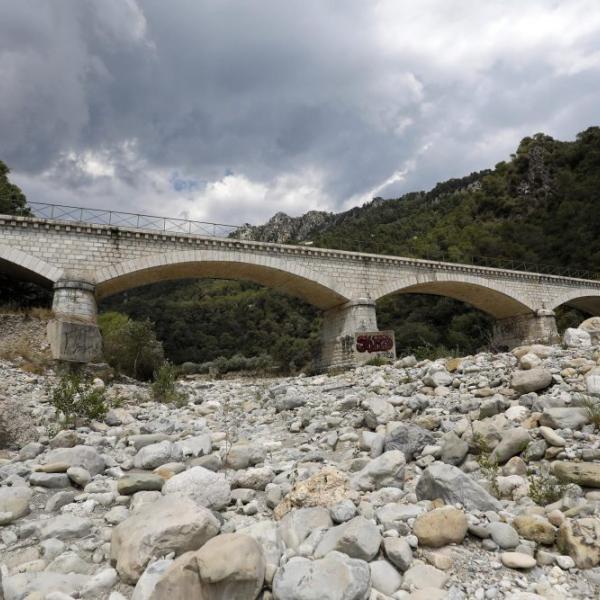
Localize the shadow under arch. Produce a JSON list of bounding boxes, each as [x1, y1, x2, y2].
[[94, 252, 349, 310], [550, 292, 600, 316], [0, 245, 63, 288], [375, 279, 534, 319]]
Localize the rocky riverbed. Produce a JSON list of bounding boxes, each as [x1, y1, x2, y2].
[[2, 329, 600, 599]]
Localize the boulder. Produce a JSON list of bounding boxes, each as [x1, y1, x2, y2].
[[274, 467, 351, 519], [0, 485, 31, 525], [369, 560, 402, 595], [44, 445, 105, 476], [513, 514, 556, 545], [162, 466, 231, 509], [351, 450, 405, 491], [539, 408, 590, 430], [416, 462, 502, 511], [111, 494, 220, 584], [579, 316, 600, 344], [1, 572, 89, 600], [383, 537, 413, 571], [272, 551, 370, 600], [412, 506, 468, 548], [490, 427, 530, 464], [365, 398, 396, 428], [511, 368, 553, 394], [423, 364, 453, 388], [134, 441, 181, 470], [440, 431, 469, 466], [500, 552, 536, 569], [132, 559, 173, 600], [402, 563, 448, 590], [232, 466, 274, 490], [384, 424, 435, 461], [553, 461, 600, 488], [279, 507, 333, 550], [563, 327, 592, 348], [148, 534, 265, 600], [487, 522, 519, 549], [117, 473, 165, 495], [314, 515, 382, 561], [557, 517, 600, 569]]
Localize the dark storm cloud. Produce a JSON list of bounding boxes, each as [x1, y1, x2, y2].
[[1, 0, 600, 223]]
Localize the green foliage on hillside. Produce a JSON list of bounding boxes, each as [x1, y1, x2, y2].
[[103, 127, 600, 369]]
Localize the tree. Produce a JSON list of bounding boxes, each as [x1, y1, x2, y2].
[[0, 161, 30, 216]]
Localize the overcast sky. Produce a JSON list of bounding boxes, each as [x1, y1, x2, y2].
[[1, 1, 600, 225]]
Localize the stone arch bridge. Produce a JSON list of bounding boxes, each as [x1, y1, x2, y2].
[[2, 211, 600, 368]]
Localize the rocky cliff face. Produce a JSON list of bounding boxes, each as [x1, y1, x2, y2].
[[232, 210, 335, 243]]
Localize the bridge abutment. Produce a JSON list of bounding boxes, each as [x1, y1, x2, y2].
[[47, 281, 103, 363], [320, 299, 396, 369], [491, 309, 559, 350]]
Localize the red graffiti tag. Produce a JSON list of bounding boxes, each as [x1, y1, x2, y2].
[[356, 333, 394, 353]]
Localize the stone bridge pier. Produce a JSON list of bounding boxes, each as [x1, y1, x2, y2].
[[47, 280, 103, 363], [491, 309, 559, 350]]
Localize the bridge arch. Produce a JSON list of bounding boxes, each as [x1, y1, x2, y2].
[[93, 249, 350, 310], [0, 244, 63, 287], [374, 273, 535, 319], [549, 289, 600, 316]]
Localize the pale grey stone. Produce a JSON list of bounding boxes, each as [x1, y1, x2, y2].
[[162, 466, 231, 509], [111, 494, 220, 584], [272, 551, 371, 600], [383, 537, 413, 571], [0, 485, 31, 524], [29, 472, 70, 488], [314, 516, 382, 561], [352, 450, 406, 491], [44, 446, 105, 476], [487, 522, 519, 549], [279, 507, 333, 550], [416, 463, 502, 511], [384, 424, 435, 461]]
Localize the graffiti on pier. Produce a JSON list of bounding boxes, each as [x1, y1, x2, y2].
[[355, 330, 396, 359]]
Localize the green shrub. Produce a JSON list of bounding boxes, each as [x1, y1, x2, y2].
[[583, 396, 600, 429], [152, 362, 187, 406], [50, 371, 107, 427], [364, 355, 392, 367], [98, 311, 164, 380], [528, 473, 568, 506], [196, 353, 275, 376]]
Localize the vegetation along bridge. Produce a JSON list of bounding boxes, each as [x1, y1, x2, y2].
[[2, 203, 600, 368]]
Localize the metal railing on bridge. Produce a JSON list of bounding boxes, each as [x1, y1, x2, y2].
[[22, 201, 600, 281], [27, 201, 239, 238]]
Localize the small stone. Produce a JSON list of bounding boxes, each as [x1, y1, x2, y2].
[[413, 506, 468, 548], [117, 473, 165, 495], [383, 537, 413, 571], [488, 522, 519, 549], [512, 514, 556, 545], [511, 368, 553, 394], [500, 552, 537, 569], [66, 466, 91, 487]]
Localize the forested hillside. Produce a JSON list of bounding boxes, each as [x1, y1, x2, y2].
[[3, 128, 600, 370]]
